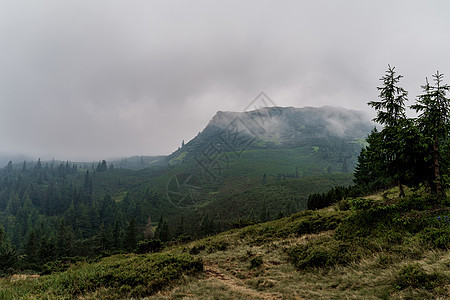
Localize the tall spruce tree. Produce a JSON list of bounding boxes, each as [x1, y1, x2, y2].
[[367, 65, 409, 196], [411, 71, 450, 196]]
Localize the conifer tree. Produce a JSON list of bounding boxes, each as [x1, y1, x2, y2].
[[125, 218, 138, 251], [35, 158, 42, 170], [411, 71, 450, 196], [367, 65, 409, 196]]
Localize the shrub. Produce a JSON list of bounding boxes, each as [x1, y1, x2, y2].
[[135, 240, 163, 254], [395, 264, 447, 291], [189, 245, 205, 255], [289, 239, 356, 269], [419, 227, 450, 249], [21, 253, 204, 298], [335, 204, 396, 241], [294, 213, 343, 235], [336, 199, 350, 211], [250, 256, 263, 269], [207, 241, 228, 253], [348, 197, 376, 211], [395, 194, 437, 211], [41, 257, 87, 275]]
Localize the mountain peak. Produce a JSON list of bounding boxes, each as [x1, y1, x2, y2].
[[169, 106, 373, 162]]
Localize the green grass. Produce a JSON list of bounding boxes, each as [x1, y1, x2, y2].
[[0, 253, 202, 299]]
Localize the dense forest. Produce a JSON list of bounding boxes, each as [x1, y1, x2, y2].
[[0, 160, 169, 273]]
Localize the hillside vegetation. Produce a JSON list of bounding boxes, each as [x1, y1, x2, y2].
[[1, 187, 448, 299]]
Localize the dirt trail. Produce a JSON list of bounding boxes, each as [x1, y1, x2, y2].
[[204, 263, 284, 300]]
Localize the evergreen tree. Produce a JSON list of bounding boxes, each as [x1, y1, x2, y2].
[[112, 220, 121, 250], [24, 230, 40, 264], [354, 131, 383, 187], [411, 71, 450, 196], [175, 214, 185, 237], [125, 218, 138, 251], [35, 158, 42, 170], [96, 223, 107, 252], [5, 161, 13, 174], [155, 216, 169, 242], [199, 214, 214, 236], [0, 243, 18, 274], [367, 66, 410, 196], [56, 219, 74, 258], [96, 160, 108, 172]]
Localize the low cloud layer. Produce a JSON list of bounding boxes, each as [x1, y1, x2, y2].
[[1, 1, 449, 160]]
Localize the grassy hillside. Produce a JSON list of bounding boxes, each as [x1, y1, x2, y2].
[[2, 188, 448, 299]]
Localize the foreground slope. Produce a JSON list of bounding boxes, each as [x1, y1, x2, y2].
[[1, 188, 448, 299]]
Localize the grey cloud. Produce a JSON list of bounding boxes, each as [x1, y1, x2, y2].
[[0, 0, 450, 160]]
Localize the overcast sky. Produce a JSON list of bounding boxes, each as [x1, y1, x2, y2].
[[1, 0, 450, 161]]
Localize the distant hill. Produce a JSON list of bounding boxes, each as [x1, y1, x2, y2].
[[169, 106, 373, 165], [159, 105, 374, 218]]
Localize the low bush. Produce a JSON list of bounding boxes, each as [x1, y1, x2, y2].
[[249, 256, 263, 269], [336, 199, 350, 211], [208, 241, 228, 253], [3, 253, 203, 299], [419, 227, 450, 249], [294, 213, 342, 235], [41, 256, 88, 275], [395, 264, 448, 291], [135, 239, 163, 254], [189, 244, 206, 255], [288, 238, 360, 269]]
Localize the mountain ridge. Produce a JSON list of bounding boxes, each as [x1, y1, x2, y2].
[[169, 105, 373, 165]]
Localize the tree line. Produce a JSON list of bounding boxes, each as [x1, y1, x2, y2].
[[355, 66, 450, 197], [308, 66, 450, 209]]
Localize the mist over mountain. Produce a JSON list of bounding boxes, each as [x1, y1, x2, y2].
[[211, 105, 372, 138], [170, 106, 373, 162]]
